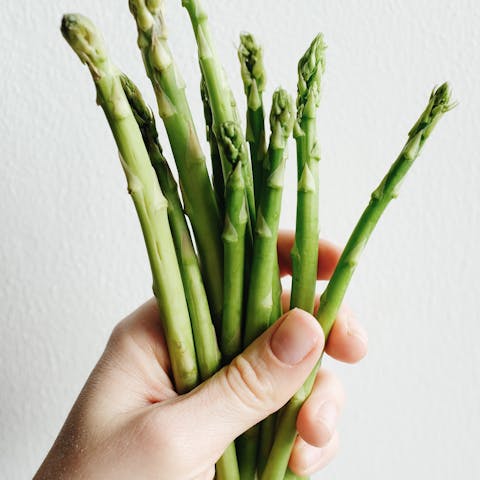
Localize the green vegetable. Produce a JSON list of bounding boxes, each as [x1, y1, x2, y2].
[[290, 34, 326, 313], [200, 76, 225, 218], [128, 0, 224, 330], [221, 161, 248, 362], [182, 0, 255, 225], [244, 88, 294, 346], [121, 74, 222, 381], [261, 82, 454, 480], [238, 32, 267, 205], [61, 13, 198, 393]]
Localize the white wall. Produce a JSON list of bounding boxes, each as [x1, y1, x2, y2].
[[1, 0, 479, 478]]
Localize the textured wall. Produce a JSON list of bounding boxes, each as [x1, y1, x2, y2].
[[1, 0, 479, 478]]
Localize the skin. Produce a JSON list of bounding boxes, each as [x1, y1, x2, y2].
[[34, 232, 367, 480]]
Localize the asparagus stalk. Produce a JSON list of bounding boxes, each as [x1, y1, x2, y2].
[[244, 89, 295, 345], [261, 83, 454, 480], [290, 34, 326, 313], [120, 74, 222, 380], [237, 32, 283, 332], [61, 13, 198, 393], [236, 89, 294, 480], [181, 0, 256, 224], [128, 0, 224, 329], [238, 32, 267, 203], [200, 76, 225, 218], [221, 161, 248, 362]]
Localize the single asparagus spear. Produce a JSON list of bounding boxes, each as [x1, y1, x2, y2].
[[128, 0, 224, 329], [221, 161, 248, 362], [236, 89, 294, 480], [290, 34, 326, 313], [237, 31, 283, 331], [274, 36, 326, 480], [181, 0, 255, 224], [200, 76, 225, 218], [121, 74, 222, 380], [238, 32, 267, 203], [244, 89, 295, 345], [61, 13, 198, 393], [261, 83, 454, 480]]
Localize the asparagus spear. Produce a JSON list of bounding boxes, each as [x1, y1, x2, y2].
[[61, 13, 198, 393], [128, 0, 224, 329], [181, 0, 256, 224], [244, 88, 294, 345], [238, 32, 267, 203], [200, 76, 225, 218], [237, 32, 283, 332], [261, 83, 454, 480], [120, 74, 222, 380], [235, 89, 294, 480], [290, 34, 326, 313], [221, 161, 248, 362]]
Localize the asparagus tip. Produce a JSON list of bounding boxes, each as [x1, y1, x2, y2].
[[238, 32, 266, 96], [297, 33, 327, 118], [61, 14, 109, 75], [218, 122, 246, 166], [270, 88, 294, 148], [409, 82, 456, 139]]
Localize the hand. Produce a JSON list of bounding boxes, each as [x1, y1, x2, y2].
[[35, 232, 368, 480]]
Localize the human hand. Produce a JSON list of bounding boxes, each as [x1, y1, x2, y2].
[[35, 232, 368, 480]]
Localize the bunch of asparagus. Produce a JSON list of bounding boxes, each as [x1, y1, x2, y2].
[[61, 1, 453, 478]]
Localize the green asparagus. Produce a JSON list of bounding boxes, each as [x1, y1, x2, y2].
[[128, 0, 224, 329], [200, 76, 225, 218], [238, 32, 267, 203], [290, 34, 326, 313], [181, 0, 256, 225], [221, 161, 248, 362], [61, 13, 198, 393], [244, 90, 295, 346], [261, 82, 454, 480], [121, 74, 222, 380]]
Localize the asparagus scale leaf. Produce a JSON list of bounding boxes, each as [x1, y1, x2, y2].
[[261, 83, 454, 480], [61, 14, 199, 393]]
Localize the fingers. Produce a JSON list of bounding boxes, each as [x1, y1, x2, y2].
[[288, 432, 340, 476], [296, 369, 344, 447], [161, 309, 324, 462], [280, 293, 368, 364], [277, 230, 341, 280], [324, 305, 368, 363]]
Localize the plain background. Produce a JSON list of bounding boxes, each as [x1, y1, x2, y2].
[[1, 0, 479, 478]]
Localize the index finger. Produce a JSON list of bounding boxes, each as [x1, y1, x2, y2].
[[277, 230, 341, 280]]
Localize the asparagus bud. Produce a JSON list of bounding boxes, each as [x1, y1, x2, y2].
[[61, 14, 199, 393], [296, 33, 327, 121]]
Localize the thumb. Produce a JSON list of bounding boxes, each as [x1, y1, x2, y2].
[[164, 308, 324, 460]]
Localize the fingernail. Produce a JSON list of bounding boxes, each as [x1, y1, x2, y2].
[[316, 401, 338, 438], [346, 315, 368, 344], [270, 309, 320, 365]]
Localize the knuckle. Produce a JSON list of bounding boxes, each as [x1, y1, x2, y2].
[[224, 354, 275, 413]]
